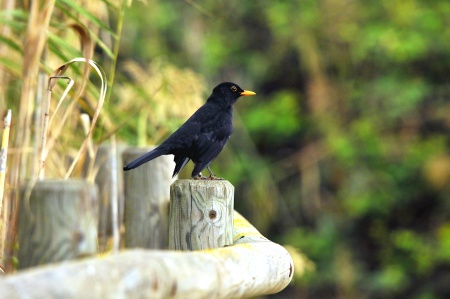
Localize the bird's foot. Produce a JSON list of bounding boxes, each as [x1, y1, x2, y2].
[[206, 166, 224, 180], [192, 173, 224, 180], [193, 173, 208, 180], [207, 174, 224, 180]]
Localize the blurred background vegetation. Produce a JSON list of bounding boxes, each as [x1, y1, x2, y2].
[[1, 0, 450, 298]]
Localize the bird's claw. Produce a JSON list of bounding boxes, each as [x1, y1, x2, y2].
[[208, 175, 224, 180], [193, 173, 224, 180], [194, 173, 208, 180]]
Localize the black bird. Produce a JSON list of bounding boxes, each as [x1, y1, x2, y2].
[[123, 82, 256, 179]]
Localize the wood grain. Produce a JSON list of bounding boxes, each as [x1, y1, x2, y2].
[[122, 147, 176, 249], [94, 144, 126, 251], [169, 179, 234, 250], [17, 180, 98, 269]]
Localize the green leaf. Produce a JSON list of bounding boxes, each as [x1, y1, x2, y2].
[[0, 35, 22, 53]]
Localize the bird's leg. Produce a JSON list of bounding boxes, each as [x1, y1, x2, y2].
[[193, 172, 207, 180], [207, 167, 223, 180]]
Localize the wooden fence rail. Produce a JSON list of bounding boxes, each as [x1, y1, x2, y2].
[[0, 212, 294, 299]]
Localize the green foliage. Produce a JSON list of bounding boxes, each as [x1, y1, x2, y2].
[[243, 91, 302, 143]]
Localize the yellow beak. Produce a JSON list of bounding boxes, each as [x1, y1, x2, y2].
[[240, 90, 256, 96]]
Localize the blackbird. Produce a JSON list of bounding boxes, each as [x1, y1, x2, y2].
[[123, 82, 256, 179]]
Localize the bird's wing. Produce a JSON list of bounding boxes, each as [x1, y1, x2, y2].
[[188, 104, 233, 162], [123, 114, 202, 171], [193, 125, 232, 164], [189, 124, 232, 178], [159, 117, 201, 153], [158, 103, 224, 154]]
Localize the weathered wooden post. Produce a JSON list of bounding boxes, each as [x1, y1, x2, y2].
[[94, 144, 126, 251], [122, 147, 175, 249], [169, 180, 234, 250], [17, 179, 98, 269]]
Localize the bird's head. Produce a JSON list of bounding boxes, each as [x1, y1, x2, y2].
[[209, 82, 256, 107]]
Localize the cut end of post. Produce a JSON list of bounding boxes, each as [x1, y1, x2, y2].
[[171, 178, 234, 189]]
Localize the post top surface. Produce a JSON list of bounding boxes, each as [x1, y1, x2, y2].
[[171, 179, 234, 188]]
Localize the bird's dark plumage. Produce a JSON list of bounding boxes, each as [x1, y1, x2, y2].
[[123, 82, 256, 179]]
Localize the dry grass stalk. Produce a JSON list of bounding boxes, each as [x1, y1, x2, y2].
[[45, 58, 107, 179], [13, 0, 56, 182], [80, 113, 95, 180], [39, 76, 74, 179], [63, 59, 107, 179], [109, 134, 120, 253], [0, 109, 12, 212], [2, 0, 56, 273]]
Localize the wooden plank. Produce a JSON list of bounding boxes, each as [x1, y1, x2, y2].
[[122, 147, 175, 249], [169, 179, 234, 250], [0, 212, 295, 299], [17, 180, 98, 269]]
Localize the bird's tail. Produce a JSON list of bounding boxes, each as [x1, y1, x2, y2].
[[123, 148, 164, 171]]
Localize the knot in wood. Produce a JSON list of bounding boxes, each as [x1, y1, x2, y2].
[[208, 209, 217, 220], [209, 210, 217, 220], [204, 205, 222, 225]]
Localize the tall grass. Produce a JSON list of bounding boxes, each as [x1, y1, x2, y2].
[[0, 0, 125, 272]]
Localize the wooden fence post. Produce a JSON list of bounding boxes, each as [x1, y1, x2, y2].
[[17, 179, 98, 269], [169, 180, 234, 250], [122, 147, 175, 249], [94, 144, 126, 251]]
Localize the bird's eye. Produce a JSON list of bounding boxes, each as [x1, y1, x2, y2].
[[231, 86, 237, 92]]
